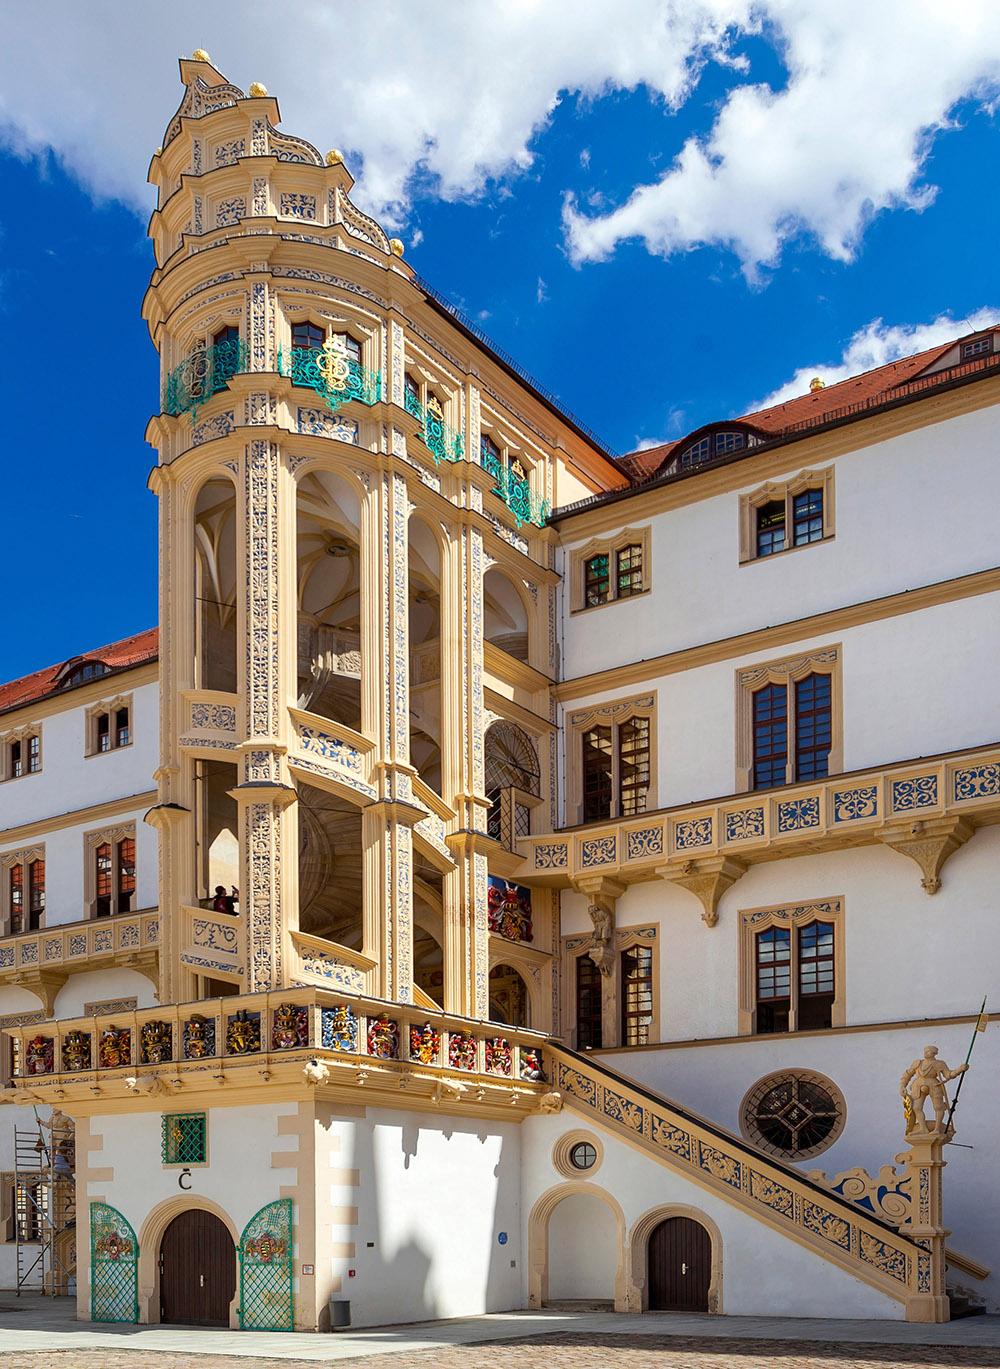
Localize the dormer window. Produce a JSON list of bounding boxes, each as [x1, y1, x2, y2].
[[674, 424, 764, 473], [59, 660, 110, 690], [960, 333, 994, 361]]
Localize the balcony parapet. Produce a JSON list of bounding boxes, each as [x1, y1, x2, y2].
[[3, 984, 550, 1119], [519, 745, 1000, 918], [404, 389, 464, 464], [288, 707, 377, 802], [178, 689, 238, 754], [163, 338, 247, 421], [0, 909, 159, 1012], [277, 343, 382, 414]]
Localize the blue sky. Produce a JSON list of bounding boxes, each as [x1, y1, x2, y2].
[[1, 2, 1000, 681]]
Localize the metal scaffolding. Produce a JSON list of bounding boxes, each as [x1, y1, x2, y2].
[[13, 1110, 75, 1296]]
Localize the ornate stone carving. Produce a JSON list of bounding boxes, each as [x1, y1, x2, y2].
[[900, 1045, 968, 1136], [661, 856, 746, 927], [877, 817, 974, 895]]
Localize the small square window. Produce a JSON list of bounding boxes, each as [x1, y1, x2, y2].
[[161, 1112, 207, 1165]]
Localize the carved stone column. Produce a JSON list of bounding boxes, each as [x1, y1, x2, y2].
[[234, 438, 297, 992], [358, 467, 416, 1004], [440, 509, 491, 1020], [146, 463, 198, 1003], [901, 1133, 950, 1322]]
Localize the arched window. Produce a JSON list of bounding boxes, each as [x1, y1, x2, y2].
[[58, 660, 110, 690], [671, 424, 765, 474], [484, 722, 540, 848]]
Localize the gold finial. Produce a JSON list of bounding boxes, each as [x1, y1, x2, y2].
[[249, 82, 268, 98], [810, 375, 825, 392], [191, 49, 211, 62], [155, 146, 162, 156], [326, 149, 344, 167], [389, 238, 405, 258]]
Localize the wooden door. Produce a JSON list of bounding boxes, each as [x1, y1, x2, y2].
[[648, 1216, 711, 1312], [159, 1209, 236, 1326]]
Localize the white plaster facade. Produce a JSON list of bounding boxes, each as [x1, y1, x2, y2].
[[0, 50, 996, 1333]]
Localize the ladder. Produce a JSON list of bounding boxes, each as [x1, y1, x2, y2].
[[13, 1112, 75, 1297]]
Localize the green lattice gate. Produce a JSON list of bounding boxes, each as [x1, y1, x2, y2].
[[239, 1199, 294, 1331], [90, 1202, 139, 1324]]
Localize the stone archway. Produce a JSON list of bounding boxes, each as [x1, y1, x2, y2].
[[528, 1181, 628, 1310], [627, 1203, 723, 1313], [136, 1195, 240, 1327]]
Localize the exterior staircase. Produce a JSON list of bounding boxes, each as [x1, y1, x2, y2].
[[547, 1043, 934, 1314]]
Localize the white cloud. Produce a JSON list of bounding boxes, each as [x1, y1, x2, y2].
[[536, 276, 548, 305], [0, 0, 743, 225], [753, 309, 1000, 409], [1, 2, 998, 276], [565, 2, 1000, 275]]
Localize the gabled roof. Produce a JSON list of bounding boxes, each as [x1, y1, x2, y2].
[[0, 629, 159, 717], [620, 328, 1000, 482]]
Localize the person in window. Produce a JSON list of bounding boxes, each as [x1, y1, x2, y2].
[[212, 885, 239, 915]]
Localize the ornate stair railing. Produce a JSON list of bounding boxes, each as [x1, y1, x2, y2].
[[278, 343, 382, 415], [404, 389, 464, 464], [480, 444, 551, 529], [547, 1043, 929, 1309], [163, 338, 247, 421]]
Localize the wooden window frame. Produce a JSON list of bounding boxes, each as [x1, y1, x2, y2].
[[86, 694, 133, 758], [570, 527, 651, 613], [285, 310, 374, 373], [563, 924, 659, 1050], [568, 693, 657, 825], [620, 940, 655, 1046], [403, 362, 461, 437], [739, 467, 835, 564], [734, 645, 841, 793], [479, 420, 540, 505], [738, 897, 845, 1036], [84, 823, 137, 920], [0, 847, 45, 935], [0, 725, 42, 782]]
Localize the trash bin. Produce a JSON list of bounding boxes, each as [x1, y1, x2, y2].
[[329, 1298, 351, 1330]]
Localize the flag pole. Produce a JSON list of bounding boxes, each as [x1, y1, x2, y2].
[[945, 996, 987, 1132]]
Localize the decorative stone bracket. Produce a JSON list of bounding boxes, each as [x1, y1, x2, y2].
[[572, 877, 625, 976], [659, 856, 746, 927], [877, 817, 974, 895]]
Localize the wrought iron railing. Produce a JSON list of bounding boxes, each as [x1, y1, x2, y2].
[[278, 343, 382, 415], [163, 338, 246, 421], [480, 444, 551, 528], [404, 389, 464, 463]]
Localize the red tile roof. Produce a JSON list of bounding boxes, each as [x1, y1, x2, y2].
[[620, 332, 999, 482], [0, 628, 159, 716]]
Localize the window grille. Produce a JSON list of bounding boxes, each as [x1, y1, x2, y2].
[[161, 1113, 207, 1165]]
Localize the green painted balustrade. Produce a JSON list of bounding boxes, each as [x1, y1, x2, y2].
[[163, 337, 247, 420]]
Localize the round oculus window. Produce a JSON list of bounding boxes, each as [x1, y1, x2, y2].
[[568, 1141, 598, 1171], [740, 1070, 846, 1161]]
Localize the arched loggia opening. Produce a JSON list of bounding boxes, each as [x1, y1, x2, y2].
[[413, 862, 445, 1007], [297, 781, 363, 948], [484, 567, 531, 665], [194, 479, 238, 693], [485, 721, 540, 847], [488, 962, 530, 1028], [408, 516, 443, 796], [296, 470, 363, 730]]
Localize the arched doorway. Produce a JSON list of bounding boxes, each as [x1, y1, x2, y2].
[[159, 1208, 236, 1326], [648, 1215, 711, 1312]]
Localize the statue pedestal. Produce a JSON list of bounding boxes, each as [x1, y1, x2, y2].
[[901, 1131, 950, 1323]]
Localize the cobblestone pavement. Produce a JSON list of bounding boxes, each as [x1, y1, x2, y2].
[[6, 1335, 1000, 1368]]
